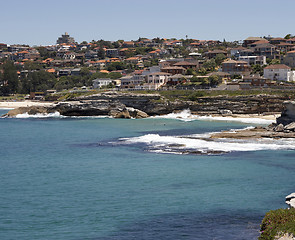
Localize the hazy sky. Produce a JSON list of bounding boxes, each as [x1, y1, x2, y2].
[[1, 0, 295, 46]]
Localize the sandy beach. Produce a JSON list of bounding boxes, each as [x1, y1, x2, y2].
[[0, 101, 55, 109]]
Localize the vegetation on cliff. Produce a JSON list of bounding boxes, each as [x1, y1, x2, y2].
[[259, 208, 295, 240]]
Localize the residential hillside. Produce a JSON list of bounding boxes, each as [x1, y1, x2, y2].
[[1, 33, 295, 98]]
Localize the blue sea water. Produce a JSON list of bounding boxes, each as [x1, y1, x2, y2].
[[0, 109, 295, 240]]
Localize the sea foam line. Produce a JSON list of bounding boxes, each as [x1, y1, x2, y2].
[[151, 109, 275, 125], [118, 133, 295, 154]]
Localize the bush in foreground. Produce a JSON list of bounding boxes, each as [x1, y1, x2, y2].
[[259, 208, 295, 240]]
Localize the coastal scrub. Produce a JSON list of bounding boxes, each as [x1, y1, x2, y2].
[[259, 208, 295, 240]]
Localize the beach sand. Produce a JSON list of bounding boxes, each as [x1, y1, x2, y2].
[[0, 101, 55, 109]]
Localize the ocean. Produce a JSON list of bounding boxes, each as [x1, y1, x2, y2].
[[0, 109, 295, 240]]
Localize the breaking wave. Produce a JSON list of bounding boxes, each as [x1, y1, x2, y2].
[[152, 109, 275, 125], [117, 132, 295, 155], [12, 113, 112, 119], [15, 112, 62, 118]]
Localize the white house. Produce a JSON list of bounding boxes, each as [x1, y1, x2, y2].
[[92, 78, 113, 88], [120, 75, 145, 89], [264, 64, 295, 82], [145, 72, 171, 90], [238, 56, 266, 66]]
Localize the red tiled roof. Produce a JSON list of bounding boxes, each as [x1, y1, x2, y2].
[[264, 64, 291, 69]]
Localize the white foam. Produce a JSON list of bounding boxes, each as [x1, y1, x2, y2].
[[152, 109, 275, 124], [118, 133, 295, 154], [15, 112, 62, 118], [196, 115, 274, 125], [152, 109, 196, 122]]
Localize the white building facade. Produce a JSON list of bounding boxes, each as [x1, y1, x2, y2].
[[92, 78, 113, 88], [264, 64, 295, 82]]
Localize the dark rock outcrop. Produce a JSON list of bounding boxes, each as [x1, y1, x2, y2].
[[277, 101, 295, 125]]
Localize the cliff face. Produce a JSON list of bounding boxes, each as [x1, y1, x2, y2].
[[189, 95, 288, 114], [76, 92, 289, 116], [2, 92, 292, 118]]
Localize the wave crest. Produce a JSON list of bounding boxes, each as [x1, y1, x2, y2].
[[117, 132, 295, 155]]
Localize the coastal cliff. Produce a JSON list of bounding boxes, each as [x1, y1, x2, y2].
[[2, 91, 293, 118]]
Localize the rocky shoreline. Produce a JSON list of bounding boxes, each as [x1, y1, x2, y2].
[[2, 92, 295, 140], [210, 101, 295, 139], [1, 91, 292, 118]]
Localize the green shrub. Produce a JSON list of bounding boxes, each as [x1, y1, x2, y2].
[[259, 208, 295, 240]]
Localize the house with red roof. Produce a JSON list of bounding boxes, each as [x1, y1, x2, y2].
[[264, 64, 295, 82]]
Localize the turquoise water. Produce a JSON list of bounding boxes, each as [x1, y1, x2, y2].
[[0, 109, 294, 240]]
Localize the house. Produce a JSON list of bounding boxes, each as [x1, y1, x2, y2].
[[63, 52, 76, 60], [120, 74, 145, 89], [106, 49, 119, 58], [92, 78, 113, 88], [269, 37, 287, 45], [286, 38, 295, 44], [283, 50, 295, 68], [173, 61, 199, 70], [253, 43, 277, 58], [248, 39, 269, 48], [222, 60, 251, 75], [123, 41, 135, 48], [161, 66, 186, 75], [145, 72, 171, 90], [238, 56, 266, 65], [205, 50, 227, 59], [125, 56, 142, 64], [264, 64, 295, 82], [276, 43, 295, 53], [230, 47, 247, 57], [242, 75, 273, 87], [85, 50, 98, 59], [243, 37, 265, 47], [71, 68, 81, 76], [58, 69, 71, 76], [159, 61, 172, 69], [166, 74, 187, 86]]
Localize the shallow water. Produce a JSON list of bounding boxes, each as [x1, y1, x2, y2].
[[0, 109, 294, 240]]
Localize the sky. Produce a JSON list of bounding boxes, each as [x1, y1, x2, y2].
[[1, 0, 295, 46]]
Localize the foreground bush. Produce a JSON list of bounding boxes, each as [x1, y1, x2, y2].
[[259, 208, 295, 240]]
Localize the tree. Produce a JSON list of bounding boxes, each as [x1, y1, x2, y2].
[[21, 70, 57, 93], [208, 75, 222, 87], [215, 54, 226, 66], [0, 60, 19, 95], [203, 59, 216, 72], [108, 72, 122, 79], [186, 68, 197, 76], [251, 64, 264, 75], [284, 34, 294, 39]]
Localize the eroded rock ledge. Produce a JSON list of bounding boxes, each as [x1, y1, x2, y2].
[[210, 101, 295, 139], [2, 92, 294, 122]]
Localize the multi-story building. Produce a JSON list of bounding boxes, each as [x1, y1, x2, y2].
[[222, 60, 251, 75], [56, 32, 75, 45], [283, 51, 295, 68], [238, 56, 266, 66]]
